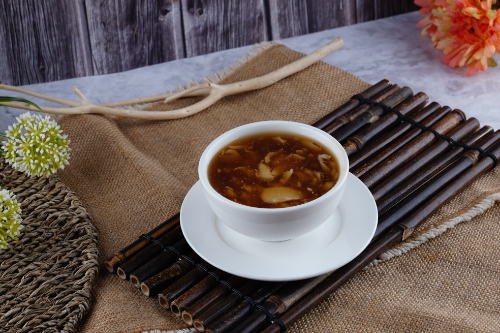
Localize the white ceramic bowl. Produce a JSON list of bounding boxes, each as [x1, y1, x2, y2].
[[198, 120, 349, 241]]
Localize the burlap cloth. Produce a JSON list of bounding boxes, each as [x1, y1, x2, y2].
[[56, 42, 500, 333]]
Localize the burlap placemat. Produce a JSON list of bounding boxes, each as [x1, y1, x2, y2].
[[56, 42, 500, 333]]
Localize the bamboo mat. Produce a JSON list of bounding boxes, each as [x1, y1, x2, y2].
[[56, 42, 500, 333]]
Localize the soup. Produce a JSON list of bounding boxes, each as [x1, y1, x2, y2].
[[208, 132, 339, 208]]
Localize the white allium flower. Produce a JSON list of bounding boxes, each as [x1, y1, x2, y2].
[[0, 189, 23, 250], [1, 112, 70, 176]]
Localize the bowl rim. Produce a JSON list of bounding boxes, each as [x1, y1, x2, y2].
[[198, 120, 349, 213]]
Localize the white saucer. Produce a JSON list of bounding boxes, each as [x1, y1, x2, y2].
[[180, 173, 377, 281]]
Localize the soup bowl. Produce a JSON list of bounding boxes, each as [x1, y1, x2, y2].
[[198, 120, 349, 241]]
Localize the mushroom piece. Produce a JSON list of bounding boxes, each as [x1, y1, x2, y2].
[[303, 169, 314, 177], [313, 171, 322, 181], [273, 136, 287, 144], [220, 149, 241, 163], [256, 161, 275, 181], [225, 187, 237, 199], [265, 152, 275, 164], [234, 166, 256, 176], [261, 187, 304, 203], [310, 170, 322, 185], [302, 140, 322, 152], [318, 154, 332, 172], [286, 153, 305, 161], [242, 185, 253, 192], [279, 169, 294, 184], [265, 149, 283, 164], [271, 166, 285, 176], [323, 182, 335, 191], [296, 149, 307, 155], [228, 145, 248, 150]]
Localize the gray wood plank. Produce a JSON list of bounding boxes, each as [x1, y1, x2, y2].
[[268, 0, 357, 40], [0, 0, 93, 86], [356, 0, 375, 22], [85, 0, 185, 75], [268, 0, 308, 40], [356, 0, 418, 22], [374, 0, 418, 19], [306, 0, 357, 32], [181, 0, 268, 57]]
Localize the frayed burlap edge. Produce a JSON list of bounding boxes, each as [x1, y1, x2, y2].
[[119, 41, 279, 112], [364, 191, 500, 270]]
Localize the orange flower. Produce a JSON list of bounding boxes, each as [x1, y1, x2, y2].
[[415, 0, 500, 75]]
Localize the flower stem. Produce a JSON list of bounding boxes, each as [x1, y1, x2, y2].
[[0, 133, 6, 138]]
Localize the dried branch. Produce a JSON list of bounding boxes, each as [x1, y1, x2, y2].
[[0, 37, 344, 120]]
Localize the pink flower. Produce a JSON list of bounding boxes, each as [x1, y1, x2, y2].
[[415, 0, 500, 75]]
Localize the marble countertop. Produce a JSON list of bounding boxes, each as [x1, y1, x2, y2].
[[1, 11, 499, 132]]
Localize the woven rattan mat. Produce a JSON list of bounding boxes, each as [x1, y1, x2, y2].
[[0, 158, 98, 333], [56, 42, 500, 333]]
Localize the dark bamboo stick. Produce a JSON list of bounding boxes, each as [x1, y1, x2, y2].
[[206, 282, 286, 333], [371, 118, 481, 204], [398, 142, 500, 239], [342, 92, 431, 157], [348, 102, 444, 171], [116, 225, 183, 279], [181, 276, 247, 323], [256, 229, 409, 333], [128, 238, 191, 286], [261, 142, 500, 333], [359, 110, 466, 189], [333, 87, 415, 143], [191, 280, 264, 331], [158, 262, 216, 309], [169, 269, 231, 316], [228, 274, 332, 333], [373, 130, 500, 240], [352, 105, 451, 178], [104, 213, 180, 273], [311, 79, 391, 129], [139, 252, 202, 296], [323, 84, 400, 134], [376, 126, 494, 214]]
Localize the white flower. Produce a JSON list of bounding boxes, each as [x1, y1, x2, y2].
[[0, 189, 23, 250], [1, 112, 70, 176]]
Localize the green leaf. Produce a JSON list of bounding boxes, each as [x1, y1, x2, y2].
[[487, 57, 498, 68], [0, 96, 43, 111]]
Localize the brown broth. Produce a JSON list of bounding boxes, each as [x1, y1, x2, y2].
[[208, 132, 339, 208]]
